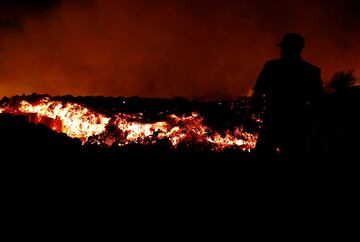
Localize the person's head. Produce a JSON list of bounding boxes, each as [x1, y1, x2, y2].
[[277, 33, 305, 60]]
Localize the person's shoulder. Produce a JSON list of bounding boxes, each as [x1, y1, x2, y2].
[[301, 60, 321, 73]]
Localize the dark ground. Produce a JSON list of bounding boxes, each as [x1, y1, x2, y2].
[[1, 88, 359, 233]]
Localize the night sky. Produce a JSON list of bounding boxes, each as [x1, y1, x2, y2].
[[0, 0, 359, 100]]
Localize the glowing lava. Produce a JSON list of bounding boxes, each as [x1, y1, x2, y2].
[[18, 98, 110, 140], [0, 97, 258, 151]]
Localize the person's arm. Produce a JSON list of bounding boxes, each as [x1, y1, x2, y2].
[[309, 68, 324, 120], [243, 63, 269, 132], [305, 68, 324, 142], [313, 68, 324, 103], [248, 63, 269, 116]]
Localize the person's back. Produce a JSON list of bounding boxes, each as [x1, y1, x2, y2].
[[249, 33, 324, 161]]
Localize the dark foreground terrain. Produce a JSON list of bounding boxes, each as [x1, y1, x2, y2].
[[0, 111, 252, 232], [1, 89, 359, 233]]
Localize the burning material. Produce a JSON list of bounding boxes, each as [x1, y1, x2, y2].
[[17, 98, 111, 139], [0, 97, 258, 151]]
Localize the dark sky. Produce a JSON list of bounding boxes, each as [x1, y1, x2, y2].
[[0, 0, 359, 99]]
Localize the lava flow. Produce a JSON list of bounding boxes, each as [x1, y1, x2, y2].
[[0, 97, 258, 151]]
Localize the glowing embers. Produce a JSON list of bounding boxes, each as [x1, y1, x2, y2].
[[18, 98, 110, 141], [2, 97, 257, 151]]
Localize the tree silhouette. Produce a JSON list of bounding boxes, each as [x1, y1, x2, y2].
[[329, 70, 357, 92]]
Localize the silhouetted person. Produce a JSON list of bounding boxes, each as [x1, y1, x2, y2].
[[248, 33, 324, 161]]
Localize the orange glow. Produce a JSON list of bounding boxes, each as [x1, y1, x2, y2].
[[2, 0, 359, 100]]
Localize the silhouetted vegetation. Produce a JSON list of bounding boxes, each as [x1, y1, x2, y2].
[[329, 70, 357, 92]]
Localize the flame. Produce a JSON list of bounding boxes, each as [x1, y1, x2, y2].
[[18, 98, 110, 140], [1, 97, 258, 151]]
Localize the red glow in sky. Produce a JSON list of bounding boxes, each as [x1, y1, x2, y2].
[[0, 0, 359, 99]]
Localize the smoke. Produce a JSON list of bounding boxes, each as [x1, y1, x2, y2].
[[0, 0, 359, 99]]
